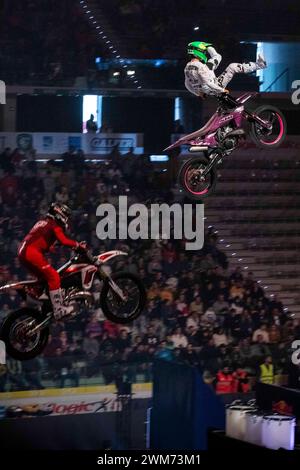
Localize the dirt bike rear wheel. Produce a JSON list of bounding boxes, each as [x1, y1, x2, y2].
[[179, 155, 217, 200], [250, 105, 286, 149], [0, 308, 49, 360], [100, 272, 146, 324]]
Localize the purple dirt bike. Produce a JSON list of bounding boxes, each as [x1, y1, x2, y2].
[[165, 92, 286, 199]]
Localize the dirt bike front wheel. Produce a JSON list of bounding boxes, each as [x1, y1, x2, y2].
[[100, 272, 146, 324], [179, 155, 217, 200], [0, 308, 49, 360], [250, 105, 286, 149]]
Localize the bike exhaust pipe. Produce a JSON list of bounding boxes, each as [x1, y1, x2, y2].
[[189, 146, 208, 153], [65, 291, 94, 305]]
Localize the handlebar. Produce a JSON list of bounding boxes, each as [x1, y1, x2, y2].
[[73, 245, 101, 266], [218, 93, 238, 109]]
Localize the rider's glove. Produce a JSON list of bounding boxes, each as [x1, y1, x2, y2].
[[75, 241, 88, 252]]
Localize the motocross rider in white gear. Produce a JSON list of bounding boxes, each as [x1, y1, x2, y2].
[[184, 41, 267, 97]]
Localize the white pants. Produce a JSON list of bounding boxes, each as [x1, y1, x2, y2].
[[217, 61, 260, 87]]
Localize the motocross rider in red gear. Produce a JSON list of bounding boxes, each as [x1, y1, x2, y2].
[[18, 202, 86, 319]]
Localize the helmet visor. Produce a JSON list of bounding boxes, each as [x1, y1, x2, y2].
[[187, 48, 208, 62]]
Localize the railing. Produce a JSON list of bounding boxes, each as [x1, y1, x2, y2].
[[263, 67, 289, 92], [0, 358, 154, 393]]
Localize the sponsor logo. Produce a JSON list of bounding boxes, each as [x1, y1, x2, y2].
[[90, 137, 134, 151], [219, 114, 234, 123], [68, 135, 82, 150], [43, 136, 54, 150], [17, 133, 33, 152], [5, 399, 117, 415]]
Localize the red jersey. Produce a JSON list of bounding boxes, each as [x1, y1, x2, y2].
[[22, 217, 78, 252]]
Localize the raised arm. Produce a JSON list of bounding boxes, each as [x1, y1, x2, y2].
[[207, 46, 222, 71]]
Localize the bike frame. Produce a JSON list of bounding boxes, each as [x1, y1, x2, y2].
[[164, 92, 271, 151], [0, 250, 130, 336], [0, 250, 128, 299]]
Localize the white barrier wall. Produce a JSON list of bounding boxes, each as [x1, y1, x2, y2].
[[0, 132, 144, 155]]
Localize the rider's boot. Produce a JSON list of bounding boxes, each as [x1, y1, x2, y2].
[[256, 53, 267, 69], [49, 288, 75, 320]]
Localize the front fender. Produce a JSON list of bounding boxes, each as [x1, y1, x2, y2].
[[98, 250, 128, 264]]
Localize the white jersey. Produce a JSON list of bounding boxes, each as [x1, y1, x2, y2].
[[184, 46, 265, 97], [184, 46, 224, 96]]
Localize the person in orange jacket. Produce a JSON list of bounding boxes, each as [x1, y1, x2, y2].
[[232, 368, 250, 393]]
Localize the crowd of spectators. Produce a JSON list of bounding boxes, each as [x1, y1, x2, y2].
[[0, 0, 258, 88], [0, 0, 101, 85], [1, 0, 299, 91], [0, 147, 300, 394]]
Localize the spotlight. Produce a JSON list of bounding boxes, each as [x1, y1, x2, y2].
[[194, 26, 199, 31], [127, 70, 135, 76]]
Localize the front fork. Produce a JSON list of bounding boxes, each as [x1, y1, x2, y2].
[[201, 149, 224, 178], [24, 313, 52, 337], [98, 267, 127, 302], [243, 109, 272, 130]]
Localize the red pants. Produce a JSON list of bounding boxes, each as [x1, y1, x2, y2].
[[18, 243, 60, 291]]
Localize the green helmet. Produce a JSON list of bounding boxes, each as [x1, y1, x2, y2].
[[187, 41, 212, 62]]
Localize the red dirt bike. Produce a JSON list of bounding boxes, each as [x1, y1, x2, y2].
[[0, 248, 146, 360], [165, 92, 287, 199]]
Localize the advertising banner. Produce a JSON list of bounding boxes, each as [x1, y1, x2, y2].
[[0, 384, 151, 416], [0, 132, 144, 155]]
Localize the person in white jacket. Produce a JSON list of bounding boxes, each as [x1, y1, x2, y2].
[[184, 41, 267, 97]]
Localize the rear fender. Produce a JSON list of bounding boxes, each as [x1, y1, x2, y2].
[[0, 280, 39, 293]]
